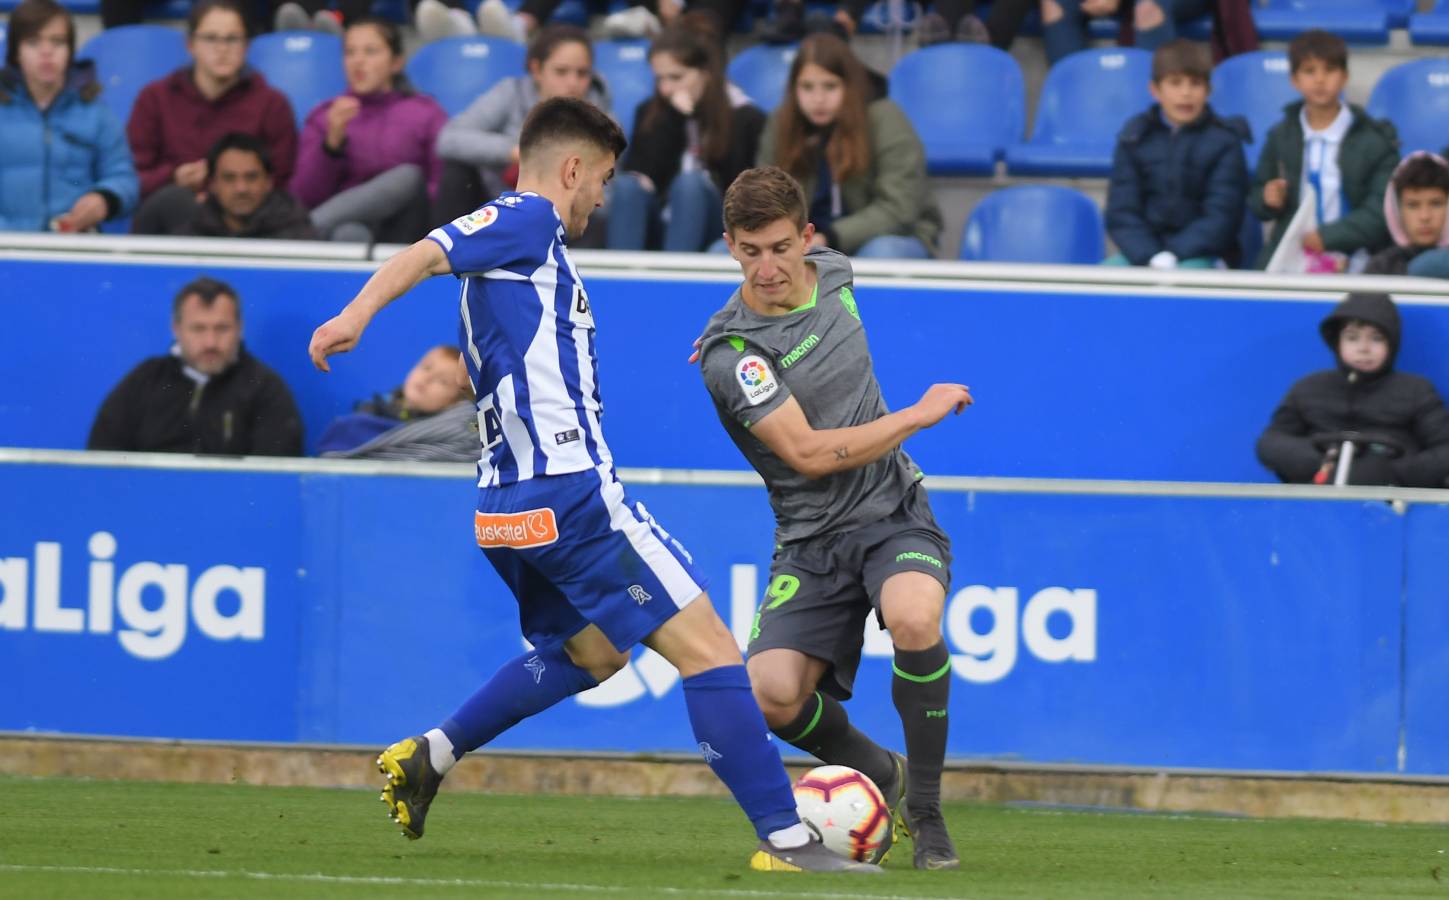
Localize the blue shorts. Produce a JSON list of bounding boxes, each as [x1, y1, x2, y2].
[[475, 465, 708, 652]]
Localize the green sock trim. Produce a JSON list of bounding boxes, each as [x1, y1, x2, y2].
[[892, 659, 952, 683], [785, 692, 825, 743]]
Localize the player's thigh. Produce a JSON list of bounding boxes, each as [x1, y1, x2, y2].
[[864, 487, 953, 649], [641, 590, 741, 677], [748, 545, 871, 700], [480, 544, 593, 651], [746, 647, 831, 716], [563, 623, 630, 681]]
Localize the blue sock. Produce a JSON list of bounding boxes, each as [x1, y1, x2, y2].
[[440, 642, 598, 757], [683, 665, 800, 840]]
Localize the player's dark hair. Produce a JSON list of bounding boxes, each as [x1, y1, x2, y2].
[[1151, 39, 1211, 84], [206, 132, 273, 176], [5, 0, 94, 102], [1288, 29, 1347, 74], [173, 276, 242, 322], [518, 96, 626, 164], [1392, 153, 1449, 199], [723, 166, 808, 235], [187, 0, 250, 38], [527, 24, 592, 69]]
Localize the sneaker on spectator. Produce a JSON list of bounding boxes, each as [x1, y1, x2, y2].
[[955, 13, 989, 43], [915, 10, 950, 45], [417, 0, 475, 41], [476, 0, 526, 40], [603, 5, 662, 38], [313, 9, 343, 33], [759, 0, 804, 44], [274, 1, 310, 31]]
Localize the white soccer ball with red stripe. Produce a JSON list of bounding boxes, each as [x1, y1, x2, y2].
[[791, 765, 893, 863]]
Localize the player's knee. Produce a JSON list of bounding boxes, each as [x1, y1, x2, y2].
[[749, 672, 810, 726], [883, 608, 944, 650], [566, 643, 629, 682]]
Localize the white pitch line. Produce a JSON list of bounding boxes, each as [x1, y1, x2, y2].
[[0, 863, 954, 899]]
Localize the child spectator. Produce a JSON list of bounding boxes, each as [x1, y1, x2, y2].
[[128, 0, 297, 236], [175, 133, 316, 239], [434, 25, 611, 224], [1250, 30, 1399, 271], [0, 0, 138, 232], [292, 18, 447, 243], [756, 33, 941, 258], [1364, 153, 1449, 278], [1105, 39, 1247, 268], [317, 346, 477, 461], [1257, 291, 1449, 488], [607, 23, 765, 251]]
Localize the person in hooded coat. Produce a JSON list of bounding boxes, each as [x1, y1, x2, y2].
[[1364, 152, 1449, 278], [1256, 291, 1449, 488]]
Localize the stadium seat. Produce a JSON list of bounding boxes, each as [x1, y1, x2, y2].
[[1209, 50, 1297, 169], [888, 45, 1024, 176], [1004, 47, 1150, 177], [1367, 57, 1449, 156], [1251, 0, 1411, 44], [726, 43, 797, 114], [959, 186, 1105, 264], [76, 25, 189, 127], [0, 23, 7, 61], [593, 40, 654, 140], [1410, 1, 1449, 45], [247, 32, 347, 128], [405, 36, 527, 117]]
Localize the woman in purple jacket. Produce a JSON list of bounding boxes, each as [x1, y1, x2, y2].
[[292, 17, 446, 243]]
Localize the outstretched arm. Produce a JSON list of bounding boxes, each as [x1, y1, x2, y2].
[[308, 239, 452, 371], [751, 384, 972, 480]]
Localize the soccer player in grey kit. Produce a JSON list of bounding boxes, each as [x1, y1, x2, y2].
[[697, 166, 973, 870]]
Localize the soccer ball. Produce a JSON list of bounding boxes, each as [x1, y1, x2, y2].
[[792, 765, 893, 863]]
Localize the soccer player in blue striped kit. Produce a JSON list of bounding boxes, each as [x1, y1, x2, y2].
[[307, 98, 876, 873]]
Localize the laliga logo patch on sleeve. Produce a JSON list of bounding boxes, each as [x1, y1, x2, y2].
[[453, 205, 499, 235], [736, 355, 779, 406]]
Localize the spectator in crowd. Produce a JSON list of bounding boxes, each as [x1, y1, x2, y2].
[[1039, 0, 1256, 65], [1250, 30, 1398, 272], [756, 34, 940, 258], [88, 277, 304, 457], [607, 24, 765, 251], [1364, 153, 1449, 278], [918, 0, 1033, 47], [434, 25, 611, 224], [317, 346, 477, 461], [293, 17, 447, 243], [1257, 292, 1449, 488], [169, 133, 317, 239], [128, 0, 297, 237], [475, 0, 677, 42], [0, 0, 138, 233], [274, 0, 502, 45], [1105, 39, 1247, 268]]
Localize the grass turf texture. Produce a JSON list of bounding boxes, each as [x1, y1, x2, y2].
[[2, 776, 1447, 899]]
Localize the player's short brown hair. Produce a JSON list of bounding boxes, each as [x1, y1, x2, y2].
[[1151, 39, 1211, 84], [519, 96, 626, 164], [722, 167, 808, 236], [1288, 29, 1348, 74]]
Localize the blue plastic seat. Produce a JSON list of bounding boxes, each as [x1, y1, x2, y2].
[[1004, 47, 1150, 177], [405, 36, 526, 117], [1209, 50, 1297, 169], [593, 40, 654, 140], [1410, 1, 1449, 44], [1367, 57, 1449, 156], [1252, 0, 1411, 44], [76, 25, 190, 127], [960, 186, 1105, 264], [247, 32, 347, 128], [726, 43, 797, 114], [888, 45, 1024, 176]]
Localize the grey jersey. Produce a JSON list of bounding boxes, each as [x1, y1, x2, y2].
[[698, 249, 921, 544]]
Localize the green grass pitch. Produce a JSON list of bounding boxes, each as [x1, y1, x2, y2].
[[2, 775, 1446, 899]]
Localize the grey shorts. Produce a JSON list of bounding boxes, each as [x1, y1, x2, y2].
[[746, 484, 951, 700]]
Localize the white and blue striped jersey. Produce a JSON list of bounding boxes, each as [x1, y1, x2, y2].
[[426, 192, 612, 487]]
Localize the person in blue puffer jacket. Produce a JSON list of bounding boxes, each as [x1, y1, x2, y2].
[[0, 0, 139, 232]]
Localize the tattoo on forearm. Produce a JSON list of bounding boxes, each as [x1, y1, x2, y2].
[[834, 446, 849, 461]]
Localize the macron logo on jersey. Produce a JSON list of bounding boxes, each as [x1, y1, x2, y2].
[[737, 355, 779, 406]]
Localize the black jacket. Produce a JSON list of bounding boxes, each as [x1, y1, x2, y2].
[[88, 347, 304, 456], [621, 97, 765, 196], [180, 190, 317, 240], [1256, 292, 1449, 487]]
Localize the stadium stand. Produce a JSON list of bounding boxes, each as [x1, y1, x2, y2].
[[888, 43, 1025, 176], [1209, 50, 1297, 169], [592, 39, 653, 137], [404, 35, 527, 116], [958, 185, 1105, 263], [1005, 46, 1151, 177], [1250, 0, 1411, 44], [725, 42, 797, 115], [1367, 56, 1449, 157], [75, 24, 189, 127], [247, 32, 348, 129]]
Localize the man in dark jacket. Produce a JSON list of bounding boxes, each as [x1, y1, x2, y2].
[[1106, 39, 1249, 268], [178, 133, 316, 240], [1256, 292, 1449, 488], [88, 277, 304, 456]]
